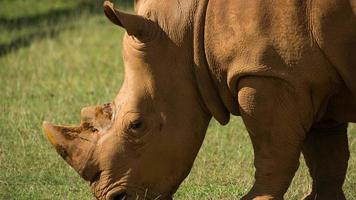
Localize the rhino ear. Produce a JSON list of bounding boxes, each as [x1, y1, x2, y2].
[[103, 1, 153, 40], [134, 0, 142, 12]]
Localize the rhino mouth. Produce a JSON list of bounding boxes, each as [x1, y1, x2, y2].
[[105, 186, 169, 200], [110, 192, 127, 200], [106, 188, 127, 200]]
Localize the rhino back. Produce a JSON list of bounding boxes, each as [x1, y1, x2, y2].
[[311, 0, 356, 90], [204, 0, 356, 122]]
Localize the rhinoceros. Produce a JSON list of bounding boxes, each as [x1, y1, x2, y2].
[[42, 0, 356, 199]]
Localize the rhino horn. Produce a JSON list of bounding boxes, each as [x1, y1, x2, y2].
[[103, 1, 156, 40], [42, 121, 98, 180]]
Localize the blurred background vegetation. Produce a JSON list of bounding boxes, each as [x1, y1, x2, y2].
[[0, 0, 133, 57], [0, 0, 355, 199]]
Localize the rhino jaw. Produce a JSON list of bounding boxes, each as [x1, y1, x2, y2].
[[42, 121, 99, 181]]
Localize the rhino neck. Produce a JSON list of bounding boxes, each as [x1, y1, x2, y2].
[[193, 0, 234, 125]]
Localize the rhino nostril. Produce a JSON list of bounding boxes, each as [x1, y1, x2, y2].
[[89, 170, 101, 183]]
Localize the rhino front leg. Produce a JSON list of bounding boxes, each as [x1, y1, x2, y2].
[[302, 120, 349, 200], [238, 77, 310, 200]]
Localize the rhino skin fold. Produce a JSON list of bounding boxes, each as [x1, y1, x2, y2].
[[43, 0, 356, 199]]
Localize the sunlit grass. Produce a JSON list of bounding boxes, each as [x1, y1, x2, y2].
[[0, 1, 355, 199]]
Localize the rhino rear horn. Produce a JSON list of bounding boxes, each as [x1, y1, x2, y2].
[[103, 1, 156, 41]]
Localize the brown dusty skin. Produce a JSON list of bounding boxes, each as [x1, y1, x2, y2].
[[43, 0, 356, 200]]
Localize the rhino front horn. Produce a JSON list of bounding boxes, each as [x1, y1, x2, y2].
[[103, 1, 157, 41], [42, 121, 99, 180]]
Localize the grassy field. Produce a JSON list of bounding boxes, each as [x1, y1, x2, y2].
[[0, 1, 355, 199]]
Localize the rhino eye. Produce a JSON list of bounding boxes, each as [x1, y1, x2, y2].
[[128, 120, 143, 130]]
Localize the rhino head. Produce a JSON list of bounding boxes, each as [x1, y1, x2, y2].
[[42, 1, 229, 199]]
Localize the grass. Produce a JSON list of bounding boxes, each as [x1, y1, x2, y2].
[[0, 1, 355, 199]]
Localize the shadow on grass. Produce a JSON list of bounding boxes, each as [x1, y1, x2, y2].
[[0, 2, 100, 30], [0, 28, 71, 57], [0, 0, 132, 57]]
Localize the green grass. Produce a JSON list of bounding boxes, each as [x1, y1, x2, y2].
[[0, 1, 355, 199]]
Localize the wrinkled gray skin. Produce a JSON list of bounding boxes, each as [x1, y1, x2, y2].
[[43, 0, 356, 200]]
